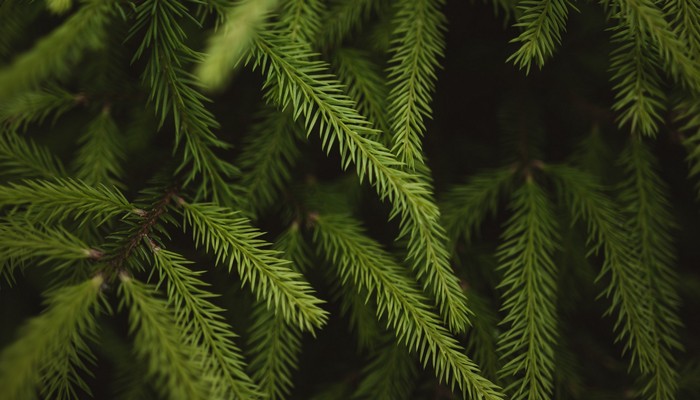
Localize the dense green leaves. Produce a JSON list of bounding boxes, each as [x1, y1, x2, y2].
[[496, 179, 559, 400], [178, 201, 328, 332]]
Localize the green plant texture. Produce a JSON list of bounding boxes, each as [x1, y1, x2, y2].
[[1, 0, 699, 399]]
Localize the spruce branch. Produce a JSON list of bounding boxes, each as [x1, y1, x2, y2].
[[441, 167, 515, 245], [0, 178, 133, 225], [610, 25, 666, 137], [619, 140, 682, 399], [545, 164, 678, 397], [387, 0, 446, 170], [0, 220, 98, 282], [333, 47, 390, 138], [507, 0, 574, 72], [612, 0, 700, 91], [248, 301, 303, 400], [238, 106, 305, 217], [130, 0, 240, 203], [0, 276, 105, 400], [73, 108, 125, 186], [247, 223, 308, 399], [315, 0, 381, 49], [0, 86, 80, 132], [118, 275, 210, 400], [0, 130, 66, 180], [150, 248, 262, 400], [278, 0, 325, 45], [496, 178, 560, 400], [312, 213, 504, 399], [0, 0, 118, 100], [251, 32, 472, 333], [178, 201, 328, 332]]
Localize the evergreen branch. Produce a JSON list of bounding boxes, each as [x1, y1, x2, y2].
[[278, 0, 325, 45], [507, 0, 573, 72], [387, 0, 446, 169], [441, 167, 515, 245], [496, 178, 560, 400], [312, 213, 504, 399], [618, 140, 682, 399], [118, 275, 209, 400], [315, 0, 380, 49], [248, 300, 303, 400], [131, 0, 240, 203], [247, 223, 308, 399], [73, 108, 124, 186], [0, 178, 133, 224], [0, 276, 104, 400], [0, 130, 66, 179], [0, 220, 97, 281], [238, 106, 305, 217], [251, 32, 472, 333], [196, 0, 278, 90], [665, 0, 700, 58], [178, 201, 328, 331], [0, 86, 80, 132], [352, 339, 418, 400], [609, 25, 666, 137], [150, 247, 261, 400], [333, 279, 383, 350], [0, 0, 117, 100], [333, 47, 390, 137], [545, 164, 675, 395], [613, 0, 700, 91]]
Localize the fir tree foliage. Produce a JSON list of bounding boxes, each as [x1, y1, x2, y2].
[[0, 1, 698, 399]]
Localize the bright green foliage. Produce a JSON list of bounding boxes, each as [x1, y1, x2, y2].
[[246, 224, 306, 400], [0, 178, 132, 225], [197, 0, 278, 90], [178, 201, 328, 332], [118, 275, 209, 400], [312, 213, 503, 399], [387, 0, 446, 169], [252, 32, 472, 333], [1, 1, 698, 399], [150, 248, 260, 400], [496, 178, 559, 400], [507, 0, 573, 72], [74, 109, 124, 186], [0, 277, 104, 400]]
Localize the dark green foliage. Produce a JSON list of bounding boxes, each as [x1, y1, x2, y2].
[[0, 1, 698, 399]]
